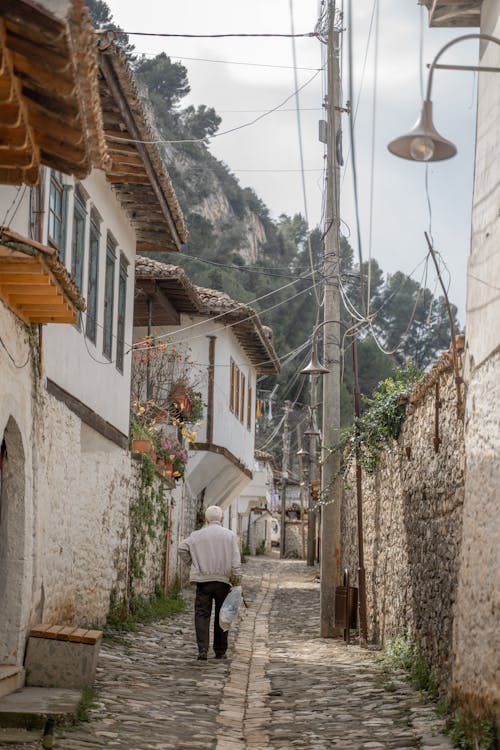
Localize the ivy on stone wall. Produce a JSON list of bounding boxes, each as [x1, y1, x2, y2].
[[128, 455, 171, 591], [320, 365, 422, 506]]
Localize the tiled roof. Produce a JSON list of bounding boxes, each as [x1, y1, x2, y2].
[[134, 257, 280, 374], [98, 45, 187, 252], [0, 0, 108, 184]]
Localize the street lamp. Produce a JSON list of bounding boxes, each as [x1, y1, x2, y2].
[[388, 33, 500, 162], [300, 319, 342, 376]]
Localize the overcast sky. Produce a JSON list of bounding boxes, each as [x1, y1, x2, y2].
[[105, 0, 479, 322]]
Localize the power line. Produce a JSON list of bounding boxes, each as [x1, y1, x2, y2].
[[289, 0, 322, 308], [131, 268, 315, 349], [366, 0, 380, 318], [108, 68, 323, 146], [112, 29, 319, 39], [141, 51, 321, 72], [347, 0, 366, 314]]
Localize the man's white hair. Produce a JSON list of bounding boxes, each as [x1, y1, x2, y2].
[[205, 505, 224, 522]]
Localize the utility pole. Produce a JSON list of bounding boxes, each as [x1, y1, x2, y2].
[[280, 400, 292, 559], [350, 321, 368, 643], [307, 377, 318, 565], [320, 2, 342, 637]]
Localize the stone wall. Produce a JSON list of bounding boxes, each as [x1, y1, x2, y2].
[[342, 349, 465, 689], [453, 347, 500, 719], [31, 385, 181, 626], [284, 519, 307, 559]]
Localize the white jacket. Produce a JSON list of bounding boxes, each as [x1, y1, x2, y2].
[[178, 521, 242, 584]]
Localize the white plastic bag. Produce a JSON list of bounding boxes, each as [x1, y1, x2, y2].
[[219, 586, 243, 631]]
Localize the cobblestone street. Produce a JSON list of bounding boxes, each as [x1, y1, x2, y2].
[[1, 558, 453, 750]]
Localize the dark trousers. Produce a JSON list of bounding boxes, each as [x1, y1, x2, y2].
[[195, 581, 231, 656]]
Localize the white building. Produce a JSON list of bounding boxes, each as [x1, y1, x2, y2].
[[134, 257, 280, 551], [421, 0, 499, 722], [227, 450, 276, 555], [0, 2, 186, 694]]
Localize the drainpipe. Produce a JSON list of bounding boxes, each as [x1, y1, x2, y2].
[[206, 336, 216, 444]]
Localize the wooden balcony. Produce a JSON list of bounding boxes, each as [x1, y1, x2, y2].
[[0, 228, 85, 324], [421, 0, 482, 27]]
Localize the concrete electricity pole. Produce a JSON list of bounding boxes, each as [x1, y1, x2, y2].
[[307, 377, 318, 566], [320, 2, 342, 637], [280, 400, 292, 559]]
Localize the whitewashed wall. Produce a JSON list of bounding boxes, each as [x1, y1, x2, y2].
[[136, 314, 257, 472], [42, 169, 136, 436], [0, 305, 35, 665], [453, 0, 500, 721]]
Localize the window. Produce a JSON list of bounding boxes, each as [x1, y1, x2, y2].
[[48, 172, 69, 258], [235, 364, 240, 420], [230, 358, 235, 412], [85, 211, 100, 344], [116, 254, 128, 373], [71, 188, 86, 293], [240, 373, 245, 423], [247, 386, 252, 431], [103, 234, 116, 360]]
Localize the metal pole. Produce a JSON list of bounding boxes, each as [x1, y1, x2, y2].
[[297, 425, 307, 560], [350, 323, 368, 644], [146, 296, 153, 401], [307, 377, 318, 565], [320, 2, 342, 637], [280, 400, 292, 559]]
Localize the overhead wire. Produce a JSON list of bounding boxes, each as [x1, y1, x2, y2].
[[140, 52, 322, 72], [366, 0, 380, 318], [113, 29, 319, 40], [107, 68, 323, 146], [131, 269, 315, 349], [346, 0, 366, 314], [289, 0, 322, 307]]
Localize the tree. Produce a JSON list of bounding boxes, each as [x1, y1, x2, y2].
[[181, 105, 221, 140], [135, 54, 190, 109]]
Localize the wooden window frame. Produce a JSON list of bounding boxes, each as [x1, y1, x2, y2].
[[48, 172, 69, 259], [85, 211, 100, 344], [116, 254, 128, 374], [102, 234, 116, 361], [235, 364, 240, 420], [230, 358, 235, 412], [240, 373, 245, 423], [247, 385, 252, 431]]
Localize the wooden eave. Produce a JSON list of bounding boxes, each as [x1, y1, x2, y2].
[[213, 312, 280, 375], [98, 49, 187, 253], [0, 228, 84, 325], [0, 0, 107, 184], [134, 275, 202, 327], [422, 0, 482, 27]]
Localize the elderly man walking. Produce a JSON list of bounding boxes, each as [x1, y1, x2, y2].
[[178, 505, 242, 660]]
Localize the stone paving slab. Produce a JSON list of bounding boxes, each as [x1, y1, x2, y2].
[[0, 558, 455, 749]]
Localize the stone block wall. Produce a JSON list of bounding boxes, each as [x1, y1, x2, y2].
[[342, 350, 465, 689], [284, 519, 307, 559], [32, 386, 181, 626], [453, 346, 500, 719]]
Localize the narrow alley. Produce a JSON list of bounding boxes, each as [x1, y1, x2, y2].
[[1, 558, 453, 750]]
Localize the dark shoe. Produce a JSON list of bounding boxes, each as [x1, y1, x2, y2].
[[197, 651, 208, 660], [215, 653, 227, 659]]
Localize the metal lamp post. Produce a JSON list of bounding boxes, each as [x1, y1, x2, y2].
[[388, 34, 500, 161]]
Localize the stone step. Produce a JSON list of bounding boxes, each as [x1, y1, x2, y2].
[[0, 667, 24, 700], [0, 686, 81, 729]]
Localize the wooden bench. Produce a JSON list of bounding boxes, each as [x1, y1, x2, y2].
[[24, 624, 103, 689]]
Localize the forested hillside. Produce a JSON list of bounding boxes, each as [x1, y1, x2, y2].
[[87, 0, 460, 439]]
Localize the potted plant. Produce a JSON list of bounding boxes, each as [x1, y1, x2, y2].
[[130, 415, 157, 459], [169, 379, 192, 417], [158, 435, 188, 481]]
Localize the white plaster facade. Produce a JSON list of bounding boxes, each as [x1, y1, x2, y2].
[[452, 0, 500, 719], [136, 313, 259, 511]]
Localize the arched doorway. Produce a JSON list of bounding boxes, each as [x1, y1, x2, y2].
[[0, 416, 26, 665]]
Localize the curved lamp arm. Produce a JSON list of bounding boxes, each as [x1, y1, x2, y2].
[[426, 33, 500, 100], [301, 319, 343, 376]]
